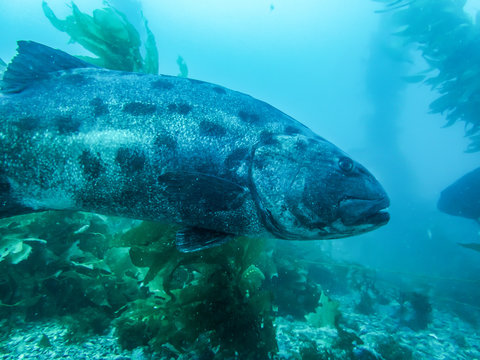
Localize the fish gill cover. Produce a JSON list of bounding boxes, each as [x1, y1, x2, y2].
[[374, 0, 480, 152]]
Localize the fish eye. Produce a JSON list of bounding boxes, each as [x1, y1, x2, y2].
[[338, 157, 354, 173]]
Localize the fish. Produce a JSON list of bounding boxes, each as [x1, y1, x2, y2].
[[458, 243, 480, 253], [437, 167, 480, 222], [0, 41, 390, 252]]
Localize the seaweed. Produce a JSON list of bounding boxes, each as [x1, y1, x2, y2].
[[375, 0, 480, 151], [42, 1, 158, 74], [396, 291, 432, 330], [176, 55, 189, 78], [355, 291, 376, 315], [0, 212, 142, 323], [300, 341, 336, 360], [305, 291, 340, 329], [113, 221, 278, 358], [270, 252, 321, 318]]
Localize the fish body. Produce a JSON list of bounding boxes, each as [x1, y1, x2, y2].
[[0, 41, 389, 251], [438, 167, 480, 221]]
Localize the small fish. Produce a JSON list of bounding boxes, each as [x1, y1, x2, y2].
[[437, 167, 480, 221], [0, 41, 390, 252]]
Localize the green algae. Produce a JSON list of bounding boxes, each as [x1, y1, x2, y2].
[[0, 210, 405, 357], [305, 291, 340, 328], [42, 1, 158, 74], [176, 55, 188, 78], [375, 0, 480, 151], [113, 221, 278, 358], [0, 212, 141, 319]]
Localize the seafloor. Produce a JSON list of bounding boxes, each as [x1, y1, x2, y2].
[[1, 293, 479, 360], [0, 212, 479, 360]]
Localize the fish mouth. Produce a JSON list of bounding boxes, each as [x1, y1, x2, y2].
[[338, 196, 390, 227]]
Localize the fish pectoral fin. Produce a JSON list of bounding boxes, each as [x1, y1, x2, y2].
[[158, 171, 247, 212], [175, 227, 234, 253]]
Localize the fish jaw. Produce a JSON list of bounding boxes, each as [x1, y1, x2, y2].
[[338, 196, 390, 228]]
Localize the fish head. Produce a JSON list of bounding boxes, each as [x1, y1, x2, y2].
[[250, 134, 390, 240]]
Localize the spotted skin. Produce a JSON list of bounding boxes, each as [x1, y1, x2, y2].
[[0, 42, 390, 243]]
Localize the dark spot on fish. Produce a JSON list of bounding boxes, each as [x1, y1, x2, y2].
[[259, 131, 278, 145], [178, 104, 192, 115], [79, 150, 104, 179], [295, 139, 308, 152], [62, 73, 90, 86], [285, 126, 301, 135], [16, 116, 41, 131], [194, 161, 215, 174], [90, 98, 109, 117], [212, 86, 226, 95], [199, 121, 227, 137], [119, 188, 138, 205], [168, 103, 192, 115], [115, 147, 146, 175], [55, 115, 81, 134], [188, 78, 206, 85], [253, 157, 266, 171], [238, 110, 260, 124], [151, 79, 174, 90], [123, 102, 156, 116], [185, 155, 219, 174], [0, 181, 10, 197], [238, 111, 249, 122], [225, 147, 250, 168], [0, 169, 11, 194], [154, 135, 177, 151]]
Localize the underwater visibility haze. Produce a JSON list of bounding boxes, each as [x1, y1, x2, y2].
[[0, 0, 479, 359]]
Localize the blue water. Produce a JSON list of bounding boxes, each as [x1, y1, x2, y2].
[[1, 1, 480, 359]]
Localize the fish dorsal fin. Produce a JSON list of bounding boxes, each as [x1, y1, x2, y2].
[[1, 41, 96, 93]]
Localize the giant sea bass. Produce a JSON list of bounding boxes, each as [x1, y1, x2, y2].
[[438, 167, 480, 222], [0, 41, 390, 252]]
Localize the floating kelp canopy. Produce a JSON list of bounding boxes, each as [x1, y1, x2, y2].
[[42, 1, 158, 74], [374, 0, 480, 152]]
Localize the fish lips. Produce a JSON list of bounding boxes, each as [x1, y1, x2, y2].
[[338, 197, 390, 227]]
